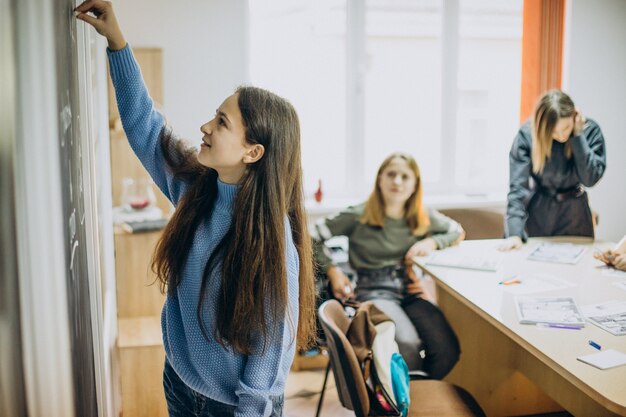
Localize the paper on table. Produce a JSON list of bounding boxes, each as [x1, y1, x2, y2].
[[527, 243, 586, 265], [577, 349, 626, 370], [424, 249, 502, 272], [515, 296, 585, 327], [581, 300, 626, 335], [502, 273, 575, 295], [601, 267, 626, 278]]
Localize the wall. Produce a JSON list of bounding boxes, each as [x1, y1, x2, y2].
[[113, 0, 626, 241], [563, 0, 626, 242], [114, 0, 249, 142]]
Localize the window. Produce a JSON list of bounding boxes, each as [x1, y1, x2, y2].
[[249, 0, 522, 200]]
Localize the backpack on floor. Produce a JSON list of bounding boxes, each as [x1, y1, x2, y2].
[[346, 301, 410, 417]]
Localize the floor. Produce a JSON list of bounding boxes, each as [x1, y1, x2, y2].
[[284, 367, 353, 417], [283, 366, 574, 417]]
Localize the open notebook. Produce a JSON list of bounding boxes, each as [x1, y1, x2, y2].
[[515, 296, 585, 327], [424, 250, 501, 272], [527, 243, 586, 265]]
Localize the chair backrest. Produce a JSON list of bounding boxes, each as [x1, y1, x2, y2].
[[318, 300, 370, 417], [439, 208, 504, 240]]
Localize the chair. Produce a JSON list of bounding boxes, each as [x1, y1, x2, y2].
[[317, 300, 486, 417], [438, 208, 504, 240]]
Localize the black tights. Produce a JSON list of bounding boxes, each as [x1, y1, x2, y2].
[[401, 296, 461, 379]]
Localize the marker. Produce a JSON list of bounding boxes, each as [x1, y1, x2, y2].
[[588, 340, 602, 350], [499, 279, 521, 285], [536, 323, 581, 330]]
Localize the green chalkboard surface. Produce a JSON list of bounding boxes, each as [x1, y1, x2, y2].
[[54, 1, 97, 416]]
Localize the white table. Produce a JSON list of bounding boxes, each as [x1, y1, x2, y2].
[[414, 237, 626, 417]]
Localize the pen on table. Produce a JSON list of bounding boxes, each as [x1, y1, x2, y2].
[[588, 340, 602, 350], [499, 278, 521, 285], [536, 323, 581, 330]]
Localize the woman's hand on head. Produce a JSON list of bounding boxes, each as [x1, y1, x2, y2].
[[405, 238, 437, 260], [573, 108, 586, 136], [327, 266, 354, 301], [497, 236, 523, 252], [75, 0, 126, 50]]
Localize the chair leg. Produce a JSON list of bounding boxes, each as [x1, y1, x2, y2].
[[314, 362, 332, 417]]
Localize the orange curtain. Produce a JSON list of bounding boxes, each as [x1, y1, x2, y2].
[[520, 0, 565, 122]]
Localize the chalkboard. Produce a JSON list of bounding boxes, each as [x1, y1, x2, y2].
[[54, 0, 98, 416]]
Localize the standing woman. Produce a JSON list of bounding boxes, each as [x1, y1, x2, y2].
[[76, 2, 316, 416], [313, 153, 463, 379], [501, 90, 606, 250]]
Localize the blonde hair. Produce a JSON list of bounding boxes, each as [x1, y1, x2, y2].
[[531, 89, 575, 174], [361, 153, 430, 236]]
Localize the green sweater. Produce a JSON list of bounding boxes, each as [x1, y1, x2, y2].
[[313, 204, 464, 271]]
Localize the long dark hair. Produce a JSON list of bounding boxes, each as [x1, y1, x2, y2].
[[152, 86, 316, 354]]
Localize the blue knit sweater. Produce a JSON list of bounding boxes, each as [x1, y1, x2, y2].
[[108, 45, 299, 417]]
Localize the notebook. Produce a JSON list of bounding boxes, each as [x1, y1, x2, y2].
[[527, 243, 586, 265], [581, 300, 626, 336], [424, 251, 500, 272], [577, 349, 626, 370], [515, 296, 585, 327]]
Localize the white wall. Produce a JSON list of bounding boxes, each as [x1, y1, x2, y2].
[[563, 0, 626, 242], [115, 0, 249, 142]]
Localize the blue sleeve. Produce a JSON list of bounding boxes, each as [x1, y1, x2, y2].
[[107, 45, 188, 205], [235, 221, 300, 417]]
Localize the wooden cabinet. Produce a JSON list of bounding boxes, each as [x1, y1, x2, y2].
[[114, 231, 165, 318], [109, 48, 169, 417]]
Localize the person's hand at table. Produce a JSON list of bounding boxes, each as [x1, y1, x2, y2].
[[405, 238, 437, 260], [595, 250, 626, 271], [613, 253, 626, 271], [498, 236, 523, 251]]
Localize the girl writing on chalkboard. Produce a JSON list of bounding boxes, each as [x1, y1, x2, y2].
[[75, 1, 316, 416]]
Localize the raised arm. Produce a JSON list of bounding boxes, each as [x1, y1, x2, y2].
[[76, 0, 188, 204], [569, 118, 606, 187]]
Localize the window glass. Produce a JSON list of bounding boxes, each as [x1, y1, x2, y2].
[[249, 0, 348, 196]]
